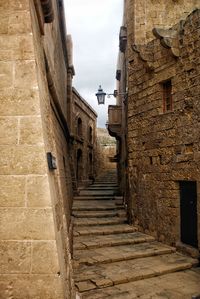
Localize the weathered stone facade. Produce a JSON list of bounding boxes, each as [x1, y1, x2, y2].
[[71, 88, 97, 187], [107, 3, 128, 196], [0, 1, 81, 298], [126, 8, 200, 253], [126, 0, 200, 45], [96, 128, 117, 176]]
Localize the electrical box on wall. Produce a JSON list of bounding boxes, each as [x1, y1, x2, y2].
[[47, 152, 57, 170]]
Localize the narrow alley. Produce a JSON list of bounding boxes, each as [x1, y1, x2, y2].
[[73, 171, 200, 298], [1, 1, 200, 298]]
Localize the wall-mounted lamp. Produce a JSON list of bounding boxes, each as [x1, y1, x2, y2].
[[95, 85, 106, 105], [95, 85, 127, 105]]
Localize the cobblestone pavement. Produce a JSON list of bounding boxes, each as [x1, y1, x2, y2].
[[72, 171, 200, 298]]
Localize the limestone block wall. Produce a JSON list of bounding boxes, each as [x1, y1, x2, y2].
[[126, 0, 200, 46], [127, 10, 200, 249], [72, 88, 97, 187], [0, 0, 75, 298]]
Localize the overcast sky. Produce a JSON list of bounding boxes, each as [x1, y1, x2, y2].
[[65, 0, 123, 128]]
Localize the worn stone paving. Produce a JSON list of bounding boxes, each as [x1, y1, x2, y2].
[[72, 171, 200, 298]]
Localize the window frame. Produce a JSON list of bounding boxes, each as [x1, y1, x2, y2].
[[162, 80, 173, 113]]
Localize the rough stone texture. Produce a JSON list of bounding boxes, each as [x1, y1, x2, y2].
[[71, 88, 97, 187], [126, 10, 200, 250], [81, 269, 200, 299], [0, 275, 63, 299], [0, 176, 26, 207], [0, 241, 31, 274], [126, 0, 200, 45], [26, 175, 51, 207], [0, 0, 76, 298]]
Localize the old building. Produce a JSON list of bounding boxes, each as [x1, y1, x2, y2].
[[71, 87, 97, 187], [0, 1, 97, 298], [110, 0, 200, 256], [107, 25, 128, 197], [96, 128, 117, 175], [127, 9, 200, 253], [0, 1, 75, 297]]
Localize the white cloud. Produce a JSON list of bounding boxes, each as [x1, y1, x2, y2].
[[64, 0, 123, 127]]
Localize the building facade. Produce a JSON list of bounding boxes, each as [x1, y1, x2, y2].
[[128, 8, 200, 252], [109, 0, 200, 256], [71, 88, 97, 187], [96, 128, 117, 175], [0, 1, 97, 298], [0, 1, 75, 297]]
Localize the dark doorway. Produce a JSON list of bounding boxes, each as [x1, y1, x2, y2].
[[77, 118, 82, 137], [89, 153, 93, 176], [180, 181, 198, 248], [76, 149, 82, 182]]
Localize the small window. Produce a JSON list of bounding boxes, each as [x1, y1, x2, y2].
[[163, 80, 172, 112]]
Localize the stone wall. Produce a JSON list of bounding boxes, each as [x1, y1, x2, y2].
[[96, 128, 117, 176], [0, 1, 75, 298], [127, 10, 200, 250], [72, 88, 97, 187], [126, 0, 200, 46]]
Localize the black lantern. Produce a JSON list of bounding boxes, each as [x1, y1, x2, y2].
[[95, 85, 106, 105]]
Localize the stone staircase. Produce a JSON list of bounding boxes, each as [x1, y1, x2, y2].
[[72, 171, 200, 299]]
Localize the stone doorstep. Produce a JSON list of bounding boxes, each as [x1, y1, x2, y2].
[[73, 233, 155, 250], [73, 224, 138, 236], [74, 241, 176, 266], [176, 242, 200, 259], [74, 253, 199, 291], [73, 217, 127, 227]]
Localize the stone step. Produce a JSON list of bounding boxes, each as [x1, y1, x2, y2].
[[74, 253, 198, 291], [73, 196, 115, 201], [72, 210, 126, 218], [73, 199, 123, 209], [74, 232, 154, 250], [79, 190, 117, 196], [80, 269, 200, 298], [90, 184, 118, 187], [73, 224, 138, 236], [73, 217, 127, 227], [74, 241, 176, 266], [94, 183, 117, 186], [72, 204, 123, 211], [86, 186, 119, 190]]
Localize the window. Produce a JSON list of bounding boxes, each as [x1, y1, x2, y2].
[[163, 80, 172, 112]]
